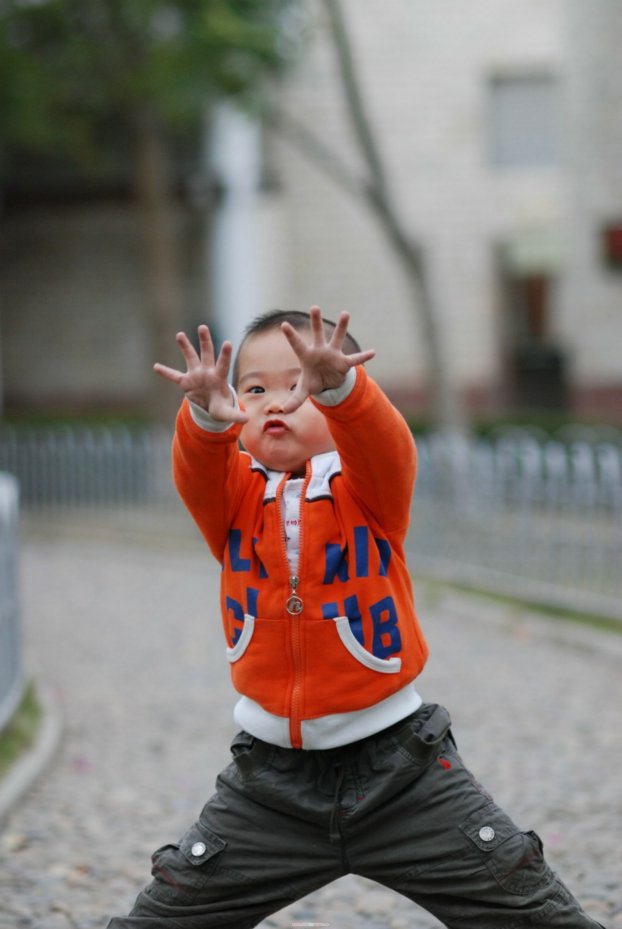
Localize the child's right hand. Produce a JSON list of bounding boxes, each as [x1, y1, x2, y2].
[[154, 325, 248, 424]]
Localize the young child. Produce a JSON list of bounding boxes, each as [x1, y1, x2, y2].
[[108, 307, 605, 928]]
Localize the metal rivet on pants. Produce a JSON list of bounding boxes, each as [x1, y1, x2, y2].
[[479, 826, 495, 842], [191, 841, 207, 857]]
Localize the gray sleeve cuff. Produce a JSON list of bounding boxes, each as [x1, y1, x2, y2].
[[188, 386, 239, 433]]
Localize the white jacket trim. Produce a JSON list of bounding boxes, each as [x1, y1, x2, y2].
[[233, 683, 423, 750]]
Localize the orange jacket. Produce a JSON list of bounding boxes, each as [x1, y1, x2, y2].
[[173, 367, 429, 749]]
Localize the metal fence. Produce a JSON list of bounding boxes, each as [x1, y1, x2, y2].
[[409, 428, 622, 619], [0, 425, 176, 511], [0, 472, 23, 734], [0, 423, 621, 621]]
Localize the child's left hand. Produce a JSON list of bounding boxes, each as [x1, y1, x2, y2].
[[280, 306, 375, 413]]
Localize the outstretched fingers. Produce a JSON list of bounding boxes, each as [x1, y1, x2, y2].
[[326, 310, 350, 350], [280, 384, 309, 414], [345, 347, 376, 367], [308, 305, 328, 344], [281, 305, 375, 410], [153, 329, 201, 382], [176, 330, 203, 368], [279, 320, 309, 359], [328, 311, 375, 365], [153, 361, 185, 384], [153, 325, 247, 424], [213, 339, 235, 381]]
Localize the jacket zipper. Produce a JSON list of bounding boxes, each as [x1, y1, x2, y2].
[[276, 469, 310, 750]]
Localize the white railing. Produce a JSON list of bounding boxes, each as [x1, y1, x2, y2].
[[1, 424, 621, 620], [410, 429, 622, 619], [0, 472, 23, 733], [0, 425, 177, 512]]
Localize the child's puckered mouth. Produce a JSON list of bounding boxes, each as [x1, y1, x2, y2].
[[263, 418, 289, 435]]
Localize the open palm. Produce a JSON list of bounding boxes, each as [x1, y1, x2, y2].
[[154, 325, 247, 424], [281, 307, 375, 413]]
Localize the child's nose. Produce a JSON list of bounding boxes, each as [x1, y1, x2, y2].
[[265, 391, 288, 414]]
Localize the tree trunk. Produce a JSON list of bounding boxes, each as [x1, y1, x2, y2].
[[321, 0, 466, 432], [131, 105, 184, 423]]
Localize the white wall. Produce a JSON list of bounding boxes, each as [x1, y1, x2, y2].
[[561, 0, 622, 387], [268, 0, 608, 407]]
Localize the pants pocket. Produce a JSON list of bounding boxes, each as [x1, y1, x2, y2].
[[149, 822, 227, 902], [459, 802, 554, 895]]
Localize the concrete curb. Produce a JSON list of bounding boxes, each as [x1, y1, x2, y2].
[[0, 684, 63, 823], [411, 554, 622, 624], [425, 585, 622, 660]]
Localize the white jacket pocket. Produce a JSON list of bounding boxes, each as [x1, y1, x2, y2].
[[226, 614, 255, 663], [333, 616, 401, 673]]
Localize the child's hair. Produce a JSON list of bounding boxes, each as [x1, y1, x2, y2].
[[232, 309, 361, 386]]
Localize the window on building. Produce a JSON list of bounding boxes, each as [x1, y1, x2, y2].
[[488, 74, 561, 167], [602, 221, 622, 270]]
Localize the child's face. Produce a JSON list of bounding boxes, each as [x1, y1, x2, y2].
[[236, 327, 336, 474]]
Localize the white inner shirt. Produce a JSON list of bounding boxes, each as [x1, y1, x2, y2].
[[282, 478, 304, 573]]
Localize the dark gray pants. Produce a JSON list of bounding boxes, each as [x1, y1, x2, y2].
[[107, 704, 605, 929]]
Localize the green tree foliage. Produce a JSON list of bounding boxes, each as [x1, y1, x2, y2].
[[0, 1, 302, 421], [0, 0, 300, 165]]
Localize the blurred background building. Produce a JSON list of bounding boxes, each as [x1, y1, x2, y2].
[[1, 0, 621, 426]]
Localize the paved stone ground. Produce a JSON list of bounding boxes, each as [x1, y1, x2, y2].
[[0, 518, 621, 929]]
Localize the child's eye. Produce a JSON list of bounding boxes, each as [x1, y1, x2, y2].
[[247, 386, 264, 395], [290, 382, 298, 391]]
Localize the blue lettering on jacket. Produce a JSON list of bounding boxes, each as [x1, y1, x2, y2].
[[323, 544, 349, 583], [354, 526, 369, 577], [375, 537, 391, 576], [344, 594, 364, 645], [323, 528, 392, 583], [228, 529, 251, 572], [322, 594, 401, 657], [226, 587, 259, 644], [370, 596, 401, 658]]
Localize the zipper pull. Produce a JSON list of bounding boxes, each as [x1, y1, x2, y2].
[[286, 575, 304, 615]]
